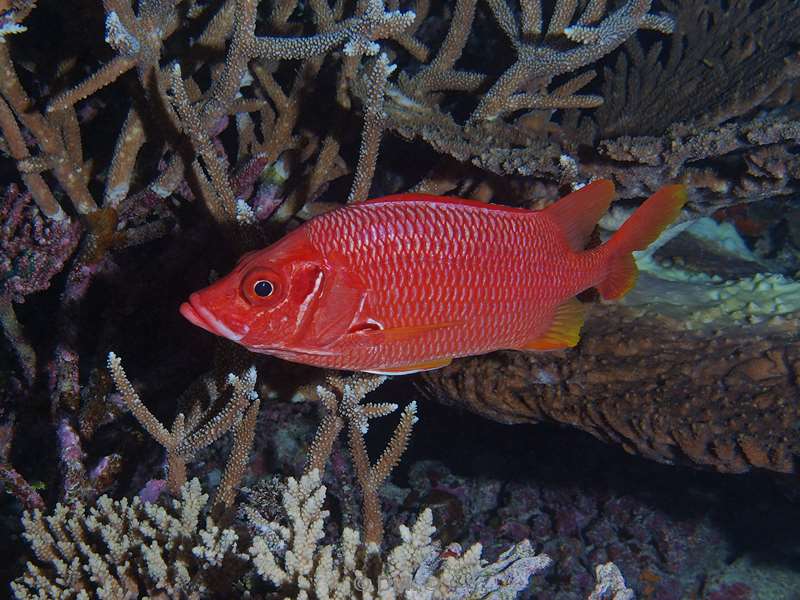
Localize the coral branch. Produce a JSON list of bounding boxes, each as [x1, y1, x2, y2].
[[107, 353, 260, 501]]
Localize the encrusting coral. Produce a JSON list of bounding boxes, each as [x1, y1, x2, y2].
[[0, 185, 81, 383]]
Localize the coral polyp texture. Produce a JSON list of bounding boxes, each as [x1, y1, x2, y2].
[[11, 478, 248, 599], [422, 301, 799, 473]]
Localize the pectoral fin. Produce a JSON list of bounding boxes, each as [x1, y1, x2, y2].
[[521, 298, 585, 351], [382, 321, 462, 341], [348, 320, 463, 341]]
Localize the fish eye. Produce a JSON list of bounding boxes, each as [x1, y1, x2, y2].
[[242, 268, 283, 305], [253, 280, 274, 297]]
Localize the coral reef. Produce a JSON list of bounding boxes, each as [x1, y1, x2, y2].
[[12, 467, 637, 599], [1, 185, 81, 382], [107, 352, 261, 505], [249, 470, 551, 599], [422, 304, 799, 473], [11, 369, 635, 599], [1, 0, 799, 597], [382, 399, 800, 599], [587, 0, 800, 139]]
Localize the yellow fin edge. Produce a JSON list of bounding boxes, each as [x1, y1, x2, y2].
[[521, 298, 585, 351]]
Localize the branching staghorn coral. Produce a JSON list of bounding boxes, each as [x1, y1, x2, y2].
[[305, 373, 418, 552], [586, 0, 800, 140], [384, 0, 800, 206], [14, 0, 414, 229], [107, 352, 261, 508], [11, 373, 639, 599], [566, 0, 800, 204], [2, 1, 798, 594], [3, 0, 797, 227], [11, 466, 635, 599], [0, 0, 418, 529], [0, 4, 94, 219], [1, 0, 681, 233], [11, 478, 249, 599], [470, 0, 674, 122], [380, 0, 675, 182], [5, 0, 793, 443], [347, 52, 396, 204]]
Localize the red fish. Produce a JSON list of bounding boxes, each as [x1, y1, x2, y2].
[[180, 181, 686, 374]]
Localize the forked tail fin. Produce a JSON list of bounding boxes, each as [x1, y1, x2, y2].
[[596, 184, 687, 300]]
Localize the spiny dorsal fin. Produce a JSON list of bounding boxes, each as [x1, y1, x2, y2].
[[542, 180, 616, 251], [521, 297, 586, 351]]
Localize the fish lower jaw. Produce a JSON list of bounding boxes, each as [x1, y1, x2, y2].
[[179, 300, 247, 342]]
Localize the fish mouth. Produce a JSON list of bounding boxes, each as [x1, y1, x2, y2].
[[179, 294, 247, 342]]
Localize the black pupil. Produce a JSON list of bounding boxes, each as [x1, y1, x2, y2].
[[254, 280, 273, 297]]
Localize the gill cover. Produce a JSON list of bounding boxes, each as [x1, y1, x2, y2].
[[296, 265, 366, 348]]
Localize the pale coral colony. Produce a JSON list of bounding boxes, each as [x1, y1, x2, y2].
[[1, 0, 799, 599]]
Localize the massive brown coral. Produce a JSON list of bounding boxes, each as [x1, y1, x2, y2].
[[421, 296, 800, 475]]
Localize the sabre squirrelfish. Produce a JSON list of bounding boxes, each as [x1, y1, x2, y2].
[[180, 180, 686, 374]]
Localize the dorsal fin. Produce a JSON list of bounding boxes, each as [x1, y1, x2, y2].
[[542, 180, 616, 251], [362, 194, 531, 214]]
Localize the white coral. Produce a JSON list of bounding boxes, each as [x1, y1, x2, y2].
[[249, 470, 552, 599], [11, 479, 245, 599], [14, 473, 636, 599], [589, 562, 635, 600]]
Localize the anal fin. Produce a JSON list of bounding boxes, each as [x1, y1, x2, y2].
[[365, 358, 452, 376], [521, 298, 585, 351]]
